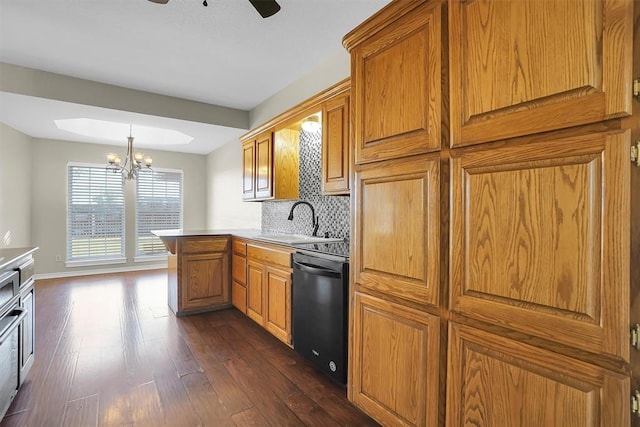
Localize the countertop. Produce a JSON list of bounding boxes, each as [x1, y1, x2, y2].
[[152, 229, 349, 259], [151, 229, 263, 239], [0, 247, 39, 271]]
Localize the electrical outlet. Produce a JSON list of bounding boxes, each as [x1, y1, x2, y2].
[[55, 255, 62, 262]]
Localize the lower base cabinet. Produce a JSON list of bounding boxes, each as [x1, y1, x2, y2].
[[446, 323, 629, 427], [167, 237, 230, 316], [231, 238, 248, 313], [350, 292, 440, 427], [245, 243, 293, 346]]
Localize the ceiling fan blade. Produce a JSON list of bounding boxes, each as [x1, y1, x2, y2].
[[148, 0, 170, 4], [248, 0, 281, 18]]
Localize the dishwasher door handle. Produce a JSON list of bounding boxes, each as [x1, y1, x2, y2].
[[293, 261, 341, 279], [0, 307, 26, 346]]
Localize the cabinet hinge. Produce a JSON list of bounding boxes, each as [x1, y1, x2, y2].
[[634, 78, 640, 100], [632, 141, 640, 167], [633, 390, 640, 418], [632, 324, 640, 350]]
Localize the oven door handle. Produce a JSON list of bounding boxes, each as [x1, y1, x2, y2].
[[0, 307, 26, 346], [293, 261, 341, 279]]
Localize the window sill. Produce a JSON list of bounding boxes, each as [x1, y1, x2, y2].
[[134, 254, 167, 263], [65, 257, 127, 268]]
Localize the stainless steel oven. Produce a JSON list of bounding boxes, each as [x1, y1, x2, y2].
[[0, 271, 25, 419]]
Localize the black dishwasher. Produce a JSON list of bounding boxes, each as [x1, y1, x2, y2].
[[292, 252, 348, 384]]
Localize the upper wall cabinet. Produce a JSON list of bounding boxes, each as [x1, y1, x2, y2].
[[322, 93, 350, 195], [449, 0, 634, 147], [346, 1, 442, 164], [242, 129, 299, 201]]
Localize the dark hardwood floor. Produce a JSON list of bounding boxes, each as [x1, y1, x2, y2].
[[1, 269, 376, 427]]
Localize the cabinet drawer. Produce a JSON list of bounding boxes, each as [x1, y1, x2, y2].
[[232, 239, 247, 256], [17, 258, 34, 288], [247, 243, 292, 269], [181, 237, 228, 254]]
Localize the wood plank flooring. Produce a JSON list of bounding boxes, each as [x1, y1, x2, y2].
[[1, 269, 377, 427]]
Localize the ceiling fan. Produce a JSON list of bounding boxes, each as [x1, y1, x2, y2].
[[148, 0, 281, 18]]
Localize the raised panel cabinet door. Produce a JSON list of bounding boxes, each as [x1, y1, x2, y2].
[[351, 2, 442, 164], [322, 94, 350, 195], [449, 0, 633, 147], [264, 266, 291, 345], [246, 260, 265, 325], [181, 251, 230, 311], [242, 140, 256, 200], [353, 154, 440, 306], [254, 131, 273, 200], [446, 323, 629, 427], [450, 130, 630, 361], [351, 292, 440, 427]]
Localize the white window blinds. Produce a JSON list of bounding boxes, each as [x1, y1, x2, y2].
[[136, 168, 183, 257], [67, 163, 125, 263]]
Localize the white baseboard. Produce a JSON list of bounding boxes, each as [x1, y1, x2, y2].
[[34, 262, 168, 280]]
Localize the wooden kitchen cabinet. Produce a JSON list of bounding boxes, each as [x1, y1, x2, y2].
[[450, 130, 631, 361], [344, 0, 638, 425], [448, 0, 633, 147], [264, 265, 291, 344], [242, 131, 273, 200], [351, 292, 440, 427], [231, 238, 248, 314], [446, 323, 629, 427], [246, 259, 265, 324], [346, 1, 442, 164], [322, 92, 350, 195], [241, 129, 299, 201], [168, 237, 231, 316], [246, 242, 294, 345], [353, 154, 441, 307], [241, 139, 256, 200]]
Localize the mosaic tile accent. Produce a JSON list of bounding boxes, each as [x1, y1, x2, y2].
[[262, 129, 350, 240]]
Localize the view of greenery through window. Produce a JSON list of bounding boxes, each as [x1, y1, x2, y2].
[[66, 163, 182, 263]]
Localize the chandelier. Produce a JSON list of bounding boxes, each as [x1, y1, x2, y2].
[[106, 126, 152, 180]]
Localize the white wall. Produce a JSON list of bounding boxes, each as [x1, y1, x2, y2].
[[0, 122, 32, 248], [206, 138, 261, 229], [249, 50, 350, 128], [31, 138, 207, 275], [206, 50, 351, 229]]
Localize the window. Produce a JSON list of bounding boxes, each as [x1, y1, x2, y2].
[[67, 163, 126, 266], [135, 168, 183, 259]]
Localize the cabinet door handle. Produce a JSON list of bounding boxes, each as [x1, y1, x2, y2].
[[293, 261, 341, 279], [631, 324, 640, 350]]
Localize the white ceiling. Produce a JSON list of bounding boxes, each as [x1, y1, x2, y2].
[[0, 0, 389, 154]]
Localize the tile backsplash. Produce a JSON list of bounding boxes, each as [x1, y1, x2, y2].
[[261, 129, 350, 239]]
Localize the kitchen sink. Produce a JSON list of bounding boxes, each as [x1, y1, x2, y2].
[[254, 234, 344, 245]]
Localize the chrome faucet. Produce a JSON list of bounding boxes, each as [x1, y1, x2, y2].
[[288, 201, 319, 237]]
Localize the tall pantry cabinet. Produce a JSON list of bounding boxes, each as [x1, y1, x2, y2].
[[343, 1, 639, 426]]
